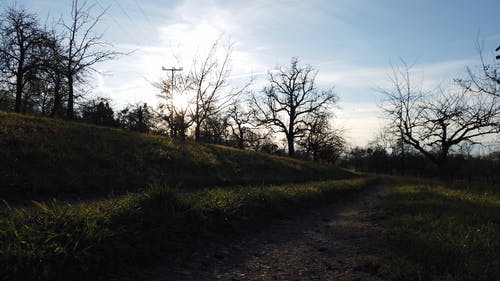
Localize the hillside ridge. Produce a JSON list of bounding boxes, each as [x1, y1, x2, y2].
[[0, 111, 352, 202]]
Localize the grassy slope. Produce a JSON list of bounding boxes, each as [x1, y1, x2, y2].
[[0, 111, 352, 200], [0, 177, 378, 281], [0, 111, 367, 280], [382, 177, 500, 281]]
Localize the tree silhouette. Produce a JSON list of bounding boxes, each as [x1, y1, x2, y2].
[[252, 58, 337, 157], [60, 0, 120, 118], [381, 61, 500, 179], [0, 7, 43, 113]]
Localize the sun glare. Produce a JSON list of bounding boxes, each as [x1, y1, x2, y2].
[[171, 93, 191, 111]]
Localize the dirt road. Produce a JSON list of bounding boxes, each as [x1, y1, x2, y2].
[[116, 183, 395, 281]]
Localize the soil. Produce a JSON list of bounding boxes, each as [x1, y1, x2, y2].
[[112, 182, 396, 281]]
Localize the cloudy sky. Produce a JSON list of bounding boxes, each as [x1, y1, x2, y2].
[[5, 0, 500, 146]]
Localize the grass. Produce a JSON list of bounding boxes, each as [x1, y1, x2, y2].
[[0, 177, 378, 281], [382, 177, 500, 281], [0, 111, 352, 201]]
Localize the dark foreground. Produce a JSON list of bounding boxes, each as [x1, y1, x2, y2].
[[111, 183, 397, 281]]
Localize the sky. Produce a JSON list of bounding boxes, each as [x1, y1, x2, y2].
[[4, 0, 500, 146]]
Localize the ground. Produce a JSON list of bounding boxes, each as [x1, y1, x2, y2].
[[111, 183, 394, 281]]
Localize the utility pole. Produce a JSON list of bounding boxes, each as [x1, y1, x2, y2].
[[162, 66, 183, 92]]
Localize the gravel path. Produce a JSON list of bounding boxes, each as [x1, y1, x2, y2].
[[115, 182, 395, 281]]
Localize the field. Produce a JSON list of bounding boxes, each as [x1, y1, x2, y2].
[[381, 177, 500, 281]]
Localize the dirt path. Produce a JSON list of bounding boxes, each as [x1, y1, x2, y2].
[[117, 183, 395, 281]]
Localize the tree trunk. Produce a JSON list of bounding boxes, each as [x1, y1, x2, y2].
[[51, 79, 61, 117], [67, 74, 74, 119], [194, 123, 201, 141], [14, 73, 23, 113], [238, 133, 244, 149], [287, 135, 295, 157]]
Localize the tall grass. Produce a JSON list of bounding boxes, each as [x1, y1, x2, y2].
[[0, 177, 377, 281], [382, 177, 500, 281]]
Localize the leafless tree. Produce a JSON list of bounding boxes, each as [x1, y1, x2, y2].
[[381, 61, 500, 178], [0, 6, 44, 113], [252, 58, 338, 157], [156, 76, 193, 140], [59, 0, 120, 118], [457, 40, 499, 98], [299, 114, 345, 162], [199, 113, 230, 144], [227, 100, 265, 149], [188, 38, 234, 141], [42, 28, 67, 117], [157, 37, 252, 141]]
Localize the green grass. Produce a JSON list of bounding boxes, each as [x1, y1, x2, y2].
[[0, 177, 378, 281], [0, 111, 352, 200], [382, 177, 500, 281]]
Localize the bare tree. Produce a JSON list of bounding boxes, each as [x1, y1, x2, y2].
[[199, 113, 230, 144], [381, 61, 500, 178], [0, 6, 43, 113], [252, 58, 338, 157], [157, 37, 252, 141], [299, 114, 345, 163], [189, 38, 233, 141], [42, 28, 67, 117], [59, 0, 120, 118], [457, 40, 499, 98], [156, 73, 193, 140], [227, 100, 264, 149]]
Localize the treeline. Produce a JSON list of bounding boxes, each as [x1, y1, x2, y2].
[[343, 143, 500, 183], [0, 1, 119, 118]]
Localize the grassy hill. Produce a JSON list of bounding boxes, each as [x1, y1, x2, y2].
[[0, 111, 374, 281], [0, 111, 352, 201]]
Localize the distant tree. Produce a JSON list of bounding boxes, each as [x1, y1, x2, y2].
[[227, 101, 260, 149], [0, 6, 44, 113], [0, 87, 12, 110], [156, 73, 193, 140], [299, 114, 345, 163], [80, 97, 117, 126], [345, 147, 368, 171], [252, 58, 338, 157], [118, 103, 155, 133], [259, 138, 282, 155], [59, 0, 120, 118], [381, 61, 500, 179], [199, 113, 230, 144]]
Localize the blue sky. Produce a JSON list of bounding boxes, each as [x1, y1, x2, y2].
[[4, 0, 500, 145]]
